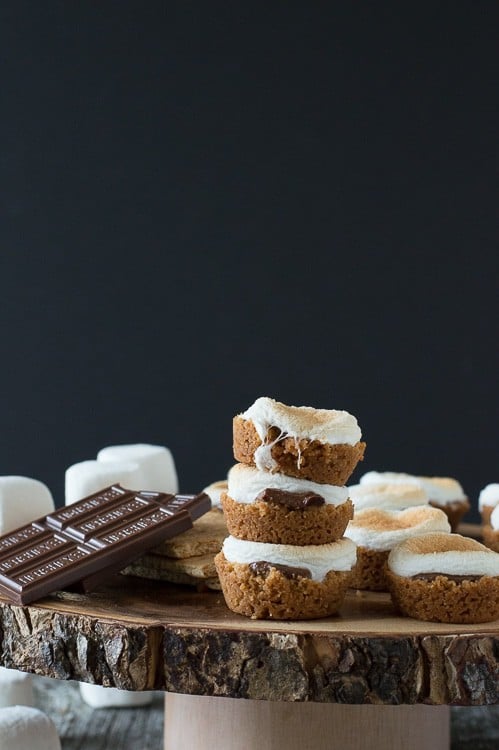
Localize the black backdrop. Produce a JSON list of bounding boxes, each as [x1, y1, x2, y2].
[[1, 3, 497, 519]]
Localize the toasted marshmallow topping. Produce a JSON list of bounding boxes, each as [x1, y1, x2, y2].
[[222, 535, 357, 582], [349, 482, 428, 511], [479, 483, 499, 510], [227, 464, 349, 506], [415, 476, 466, 504], [388, 532, 499, 577], [360, 471, 466, 506], [239, 397, 362, 472], [345, 506, 450, 551], [360, 471, 419, 487], [202, 480, 228, 508], [490, 505, 499, 530]]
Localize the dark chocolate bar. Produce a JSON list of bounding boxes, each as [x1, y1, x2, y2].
[[0, 485, 211, 605]]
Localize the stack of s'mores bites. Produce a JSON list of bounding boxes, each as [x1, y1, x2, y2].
[[215, 397, 365, 619]]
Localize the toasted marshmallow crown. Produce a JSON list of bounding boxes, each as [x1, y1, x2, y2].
[[221, 535, 357, 582], [345, 506, 450, 551], [388, 532, 499, 577], [240, 397, 361, 445], [479, 483, 499, 510], [227, 464, 349, 506], [349, 482, 428, 511], [360, 471, 466, 505]]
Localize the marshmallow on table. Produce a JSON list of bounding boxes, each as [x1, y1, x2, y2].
[[0, 706, 60, 750], [0, 477, 55, 534], [79, 683, 154, 708], [0, 668, 33, 708], [97, 443, 178, 494], [65, 460, 144, 505]]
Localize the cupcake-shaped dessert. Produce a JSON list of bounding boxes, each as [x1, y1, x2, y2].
[[479, 483, 499, 526], [360, 471, 469, 532], [386, 532, 499, 623], [216, 397, 365, 619], [345, 506, 450, 591], [349, 482, 429, 512], [483, 505, 499, 553], [216, 535, 357, 619], [233, 397, 365, 485], [222, 464, 353, 545]]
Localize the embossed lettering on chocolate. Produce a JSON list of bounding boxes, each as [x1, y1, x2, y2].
[[0, 484, 211, 605]]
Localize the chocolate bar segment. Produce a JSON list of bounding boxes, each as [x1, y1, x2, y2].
[[0, 485, 211, 605]]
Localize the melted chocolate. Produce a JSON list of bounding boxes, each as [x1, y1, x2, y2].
[[411, 573, 483, 583], [249, 560, 312, 580], [256, 487, 325, 510]]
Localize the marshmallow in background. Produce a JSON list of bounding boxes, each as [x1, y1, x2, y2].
[[97, 444, 178, 494], [79, 683, 154, 708], [490, 505, 499, 531], [0, 668, 33, 708], [65, 460, 144, 505], [0, 706, 60, 750], [0, 477, 55, 534]]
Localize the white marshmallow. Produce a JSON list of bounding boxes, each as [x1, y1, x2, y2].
[[239, 397, 362, 472], [388, 533, 499, 577], [345, 507, 450, 551], [0, 477, 55, 535], [349, 482, 429, 511], [65, 460, 144, 505], [0, 706, 60, 750], [0, 668, 33, 708], [479, 483, 499, 510], [202, 480, 228, 509], [79, 683, 153, 708], [227, 464, 349, 506], [222, 535, 357, 582], [490, 505, 499, 530], [97, 444, 178, 493]]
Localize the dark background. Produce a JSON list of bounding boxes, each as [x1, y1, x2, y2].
[[1, 3, 497, 520]]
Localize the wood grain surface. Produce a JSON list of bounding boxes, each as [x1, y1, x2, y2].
[[1, 566, 498, 705]]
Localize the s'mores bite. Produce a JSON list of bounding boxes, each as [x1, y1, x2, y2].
[[233, 397, 365, 485], [345, 506, 450, 591], [349, 482, 429, 512], [479, 483, 499, 526], [482, 505, 499, 553], [221, 464, 353, 545], [360, 471, 469, 532], [215, 536, 357, 619], [386, 533, 499, 623]]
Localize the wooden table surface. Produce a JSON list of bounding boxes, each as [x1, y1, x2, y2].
[[1, 566, 498, 705]]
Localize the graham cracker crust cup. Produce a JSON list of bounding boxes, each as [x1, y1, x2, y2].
[[221, 493, 353, 546], [233, 416, 366, 486], [349, 546, 390, 592], [429, 498, 470, 532], [482, 526, 499, 553], [386, 569, 499, 624], [215, 552, 353, 620]]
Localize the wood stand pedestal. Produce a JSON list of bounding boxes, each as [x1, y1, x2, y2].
[[164, 695, 450, 750]]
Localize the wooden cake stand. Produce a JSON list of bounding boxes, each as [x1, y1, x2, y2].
[[0, 524, 497, 750]]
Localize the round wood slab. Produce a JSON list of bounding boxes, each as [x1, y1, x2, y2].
[[0, 573, 497, 705]]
